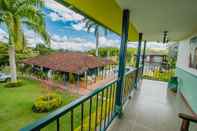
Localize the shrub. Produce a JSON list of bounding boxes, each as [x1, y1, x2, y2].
[[52, 72, 63, 82], [4, 80, 23, 88], [34, 71, 47, 79], [32, 93, 62, 113], [69, 73, 76, 84]]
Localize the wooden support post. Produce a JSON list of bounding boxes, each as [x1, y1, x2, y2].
[[85, 71, 87, 88], [94, 69, 96, 83], [115, 9, 130, 116], [101, 68, 104, 79], [77, 73, 80, 88]]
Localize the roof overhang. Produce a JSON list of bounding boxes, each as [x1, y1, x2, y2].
[[55, 0, 138, 41], [116, 0, 197, 41]]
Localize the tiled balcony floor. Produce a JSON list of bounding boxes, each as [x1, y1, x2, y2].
[[108, 79, 197, 131]]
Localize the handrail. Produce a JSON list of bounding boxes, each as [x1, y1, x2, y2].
[[124, 67, 137, 76], [20, 79, 117, 131], [178, 113, 197, 131], [20, 68, 141, 131]]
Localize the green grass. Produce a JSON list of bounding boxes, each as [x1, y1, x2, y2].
[[39, 85, 117, 131], [0, 78, 117, 131], [0, 78, 78, 131]]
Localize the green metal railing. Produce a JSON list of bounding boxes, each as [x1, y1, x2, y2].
[[122, 67, 143, 104], [20, 67, 143, 131]]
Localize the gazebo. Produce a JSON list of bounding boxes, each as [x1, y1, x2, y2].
[[22, 52, 116, 87]]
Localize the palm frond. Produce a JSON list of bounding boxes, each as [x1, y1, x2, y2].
[[14, 0, 44, 10], [2, 11, 15, 44], [16, 5, 44, 22], [94, 25, 99, 36], [1, 0, 49, 48], [22, 20, 50, 45], [0, 0, 9, 11], [0, 12, 4, 25], [86, 23, 95, 32]]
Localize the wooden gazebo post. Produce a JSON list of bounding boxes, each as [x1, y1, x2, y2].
[[85, 71, 87, 88], [77, 73, 80, 88]]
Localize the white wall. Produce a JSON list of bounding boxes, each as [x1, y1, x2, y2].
[[177, 35, 197, 76]]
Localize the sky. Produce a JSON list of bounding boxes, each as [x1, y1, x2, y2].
[[0, 0, 169, 51]]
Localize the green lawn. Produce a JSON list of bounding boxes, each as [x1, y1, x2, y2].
[[0, 78, 78, 131]]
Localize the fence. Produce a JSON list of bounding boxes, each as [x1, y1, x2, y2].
[[20, 67, 143, 131]]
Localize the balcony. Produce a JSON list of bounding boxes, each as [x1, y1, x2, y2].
[[20, 67, 197, 131], [17, 1, 197, 131], [108, 79, 197, 131]]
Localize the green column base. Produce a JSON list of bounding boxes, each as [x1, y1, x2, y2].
[[115, 105, 123, 118]]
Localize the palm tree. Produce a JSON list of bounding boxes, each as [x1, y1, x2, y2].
[[83, 18, 108, 57], [0, 0, 49, 82]]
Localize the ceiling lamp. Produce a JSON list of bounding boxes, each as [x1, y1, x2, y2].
[[162, 31, 169, 44]]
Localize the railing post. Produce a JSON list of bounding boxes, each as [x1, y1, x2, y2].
[[115, 9, 130, 116], [142, 40, 147, 73], [134, 33, 143, 89]]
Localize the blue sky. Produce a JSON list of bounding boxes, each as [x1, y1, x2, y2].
[[0, 0, 168, 51], [43, 8, 95, 42], [41, 0, 122, 51]]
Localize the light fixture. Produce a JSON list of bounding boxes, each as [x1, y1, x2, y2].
[[163, 31, 169, 44]]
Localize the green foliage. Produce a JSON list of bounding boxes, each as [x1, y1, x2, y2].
[[16, 48, 38, 60], [0, 0, 50, 48], [19, 65, 32, 75], [0, 78, 78, 131], [87, 47, 136, 64], [0, 42, 8, 52], [143, 69, 175, 82], [32, 93, 62, 113], [0, 0, 50, 81], [4, 80, 23, 88], [52, 72, 64, 82], [0, 66, 10, 73], [34, 70, 47, 79], [34, 44, 54, 55], [0, 43, 9, 65], [168, 57, 177, 68], [69, 73, 76, 84], [126, 48, 136, 64], [88, 47, 119, 57], [0, 42, 38, 66]]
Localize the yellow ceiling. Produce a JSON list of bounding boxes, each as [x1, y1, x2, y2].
[[55, 0, 138, 41]]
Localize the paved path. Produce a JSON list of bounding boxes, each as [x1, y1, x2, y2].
[[108, 79, 197, 131]]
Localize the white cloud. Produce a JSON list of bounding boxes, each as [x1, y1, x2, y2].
[[48, 12, 64, 22], [50, 37, 95, 51], [44, 0, 83, 21], [99, 36, 120, 48], [25, 31, 43, 48], [71, 22, 86, 31], [0, 28, 8, 43], [51, 34, 67, 42]]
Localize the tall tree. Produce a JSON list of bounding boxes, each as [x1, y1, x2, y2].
[[0, 0, 49, 82], [83, 18, 108, 57]]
